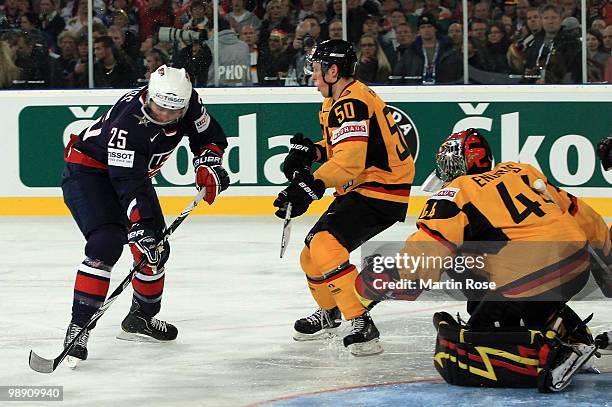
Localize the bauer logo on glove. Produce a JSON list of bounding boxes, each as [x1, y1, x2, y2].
[[273, 172, 326, 219], [193, 144, 230, 205]]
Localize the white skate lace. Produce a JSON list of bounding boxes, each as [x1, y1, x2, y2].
[[68, 324, 89, 347], [305, 309, 325, 326], [150, 318, 168, 332], [350, 316, 365, 334]]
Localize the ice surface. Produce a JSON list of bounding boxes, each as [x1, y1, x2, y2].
[[0, 216, 610, 406]]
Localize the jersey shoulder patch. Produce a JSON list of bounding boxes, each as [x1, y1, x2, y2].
[[431, 187, 460, 201]]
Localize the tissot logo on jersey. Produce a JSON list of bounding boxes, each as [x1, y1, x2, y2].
[[108, 148, 135, 168], [431, 187, 460, 201], [331, 121, 368, 145]]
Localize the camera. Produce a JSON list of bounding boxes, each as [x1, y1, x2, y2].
[[303, 34, 316, 48], [156, 27, 208, 45]]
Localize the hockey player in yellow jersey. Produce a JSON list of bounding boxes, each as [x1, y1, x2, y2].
[[360, 128, 610, 391], [273, 39, 415, 356]]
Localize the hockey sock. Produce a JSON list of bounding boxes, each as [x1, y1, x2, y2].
[[308, 231, 365, 320], [72, 257, 112, 327], [131, 265, 165, 316], [301, 245, 337, 309]]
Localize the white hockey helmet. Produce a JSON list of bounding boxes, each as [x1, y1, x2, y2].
[[146, 64, 192, 112]]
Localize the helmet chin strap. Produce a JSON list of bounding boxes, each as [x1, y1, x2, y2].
[[322, 67, 341, 98]]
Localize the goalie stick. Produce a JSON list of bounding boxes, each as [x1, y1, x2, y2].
[[29, 188, 207, 374]]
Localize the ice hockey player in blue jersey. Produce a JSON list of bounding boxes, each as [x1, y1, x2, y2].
[[61, 65, 230, 367]]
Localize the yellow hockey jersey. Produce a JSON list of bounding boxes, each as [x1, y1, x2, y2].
[[401, 162, 609, 299], [312, 80, 415, 211]]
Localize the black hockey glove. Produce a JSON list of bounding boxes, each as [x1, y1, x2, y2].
[[282, 133, 320, 181], [273, 172, 325, 219], [128, 224, 169, 274], [597, 135, 612, 171]]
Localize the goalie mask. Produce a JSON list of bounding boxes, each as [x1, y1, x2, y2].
[[435, 128, 493, 183], [143, 65, 192, 125]]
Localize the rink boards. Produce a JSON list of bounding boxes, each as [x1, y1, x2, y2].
[[1, 85, 611, 216]]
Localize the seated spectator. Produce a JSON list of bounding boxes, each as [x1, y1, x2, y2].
[[587, 28, 609, 81], [19, 12, 46, 46], [522, 5, 581, 84], [38, 0, 65, 50], [473, 1, 491, 21], [327, 18, 343, 41], [108, 24, 140, 64], [0, 40, 22, 88], [355, 32, 391, 84], [103, 0, 139, 36], [227, 0, 261, 34], [206, 16, 251, 86], [311, 0, 329, 36], [182, 0, 208, 32], [392, 13, 462, 84], [448, 22, 462, 51], [71, 35, 89, 88], [501, 14, 515, 37], [56, 31, 79, 85], [482, 22, 510, 73], [414, 0, 452, 32], [135, 47, 168, 84], [61, 0, 106, 21], [392, 21, 416, 67], [591, 19, 606, 35], [259, 0, 295, 52], [604, 25, 612, 54], [66, 0, 104, 33], [470, 18, 488, 43], [2, 0, 20, 28], [14, 31, 62, 87], [240, 24, 259, 84], [257, 28, 292, 86], [93, 35, 136, 88]]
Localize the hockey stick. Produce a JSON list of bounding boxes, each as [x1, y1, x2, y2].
[[29, 188, 207, 373], [280, 171, 299, 259], [279, 202, 293, 258]]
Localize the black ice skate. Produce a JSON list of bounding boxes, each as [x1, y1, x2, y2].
[[293, 307, 341, 341], [117, 300, 177, 342], [64, 322, 90, 369], [595, 331, 611, 354], [343, 312, 383, 356], [538, 340, 599, 392]]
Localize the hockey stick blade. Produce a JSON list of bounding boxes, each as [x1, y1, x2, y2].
[[28, 350, 55, 373], [28, 189, 206, 373], [280, 202, 293, 258]]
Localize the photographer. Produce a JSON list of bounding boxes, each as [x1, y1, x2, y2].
[[172, 30, 212, 87], [206, 16, 251, 87]]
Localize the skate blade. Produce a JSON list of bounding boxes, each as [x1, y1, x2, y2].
[[293, 328, 337, 342], [65, 356, 81, 369], [348, 338, 383, 357], [116, 330, 164, 343], [549, 345, 598, 391]]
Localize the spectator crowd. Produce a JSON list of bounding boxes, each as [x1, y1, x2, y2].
[[1, 0, 611, 88]]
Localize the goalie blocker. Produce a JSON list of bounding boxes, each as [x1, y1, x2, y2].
[[432, 308, 599, 393]]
